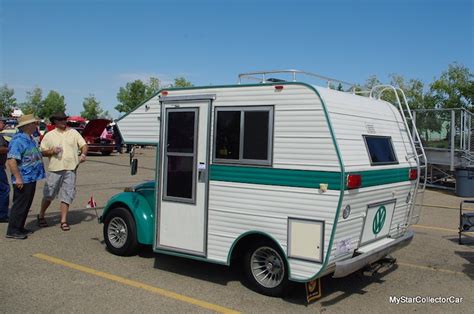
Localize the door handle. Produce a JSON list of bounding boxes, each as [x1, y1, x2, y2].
[[198, 162, 207, 183]]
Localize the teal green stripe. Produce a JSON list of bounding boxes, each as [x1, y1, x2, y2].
[[355, 168, 411, 188], [210, 165, 342, 190], [210, 165, 412, 190]]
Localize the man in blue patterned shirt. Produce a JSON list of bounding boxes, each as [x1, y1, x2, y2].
[[0, 117, 10, 223], [6, 114, 45, 240]]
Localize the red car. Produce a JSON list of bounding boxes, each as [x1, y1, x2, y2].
[[42, 118, 115, 156], [82, 119, 115, 156]]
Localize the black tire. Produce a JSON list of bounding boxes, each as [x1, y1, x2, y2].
[[242, 240, 289, 297], [103, 207, 138, 256], [102, 151, 112, 156]]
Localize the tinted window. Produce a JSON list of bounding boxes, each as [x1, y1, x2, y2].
[[215, 111, 240, 159], [167, 111, 195, 153], [214, 107, 273, 165], [243, 111, 269, 160], [364, 136, 398, 165], [166, 155, 193, 199]]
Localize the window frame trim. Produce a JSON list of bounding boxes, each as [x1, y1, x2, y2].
[[213, 106, 274, 166], [362, 134, 399, 166], [163, 107, 199, 204]]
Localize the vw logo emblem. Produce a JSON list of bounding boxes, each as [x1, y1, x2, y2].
[[372, 205, 386, 235]]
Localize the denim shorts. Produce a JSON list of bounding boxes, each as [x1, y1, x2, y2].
[[43, 170, 77, 205]]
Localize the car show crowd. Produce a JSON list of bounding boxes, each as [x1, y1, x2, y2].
[[0, 112, 124, 239]]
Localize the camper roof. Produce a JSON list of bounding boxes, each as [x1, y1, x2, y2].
[[238, 69, 357, 91]]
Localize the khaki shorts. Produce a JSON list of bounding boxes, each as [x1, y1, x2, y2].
[[43, 170, 77, 205]]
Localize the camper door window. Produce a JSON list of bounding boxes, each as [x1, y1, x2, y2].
[[214, 106, 273, 166], [363, 135, 399, 166]]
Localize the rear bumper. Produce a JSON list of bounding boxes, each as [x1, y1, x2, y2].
[[333, 229, 414, 278]]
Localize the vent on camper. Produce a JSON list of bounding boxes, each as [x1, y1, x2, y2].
[[265, 78, 286, 83]]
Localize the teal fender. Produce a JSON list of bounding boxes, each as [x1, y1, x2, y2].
[[101, 192, 155, 245]]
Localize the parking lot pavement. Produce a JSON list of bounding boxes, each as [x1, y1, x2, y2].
[[0, 149, 473, 313]]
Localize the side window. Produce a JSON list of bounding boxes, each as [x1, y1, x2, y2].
[[215, 111, 241, 160], [214, 107, 273, 165], [363, 135, 398, 165]]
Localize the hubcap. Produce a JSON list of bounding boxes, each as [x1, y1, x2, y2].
[[250, 246, 285, 288], [107, 217, 128, 248]]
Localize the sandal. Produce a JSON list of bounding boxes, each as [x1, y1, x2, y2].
[[60, 222, 70, 231], [37, 214, 48, 227]]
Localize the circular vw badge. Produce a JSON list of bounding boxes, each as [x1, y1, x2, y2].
[[372, 205, 387, 235]]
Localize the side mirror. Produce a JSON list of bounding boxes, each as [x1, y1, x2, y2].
[[131, 158, 138, 175], [129, 146, 135, 165]]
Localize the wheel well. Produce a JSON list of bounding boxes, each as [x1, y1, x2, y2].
[[102, 202, 131, 222], [230, 233, 286, 267]]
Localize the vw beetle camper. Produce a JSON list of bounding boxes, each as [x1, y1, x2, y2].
[[100, 70, 426, 297]]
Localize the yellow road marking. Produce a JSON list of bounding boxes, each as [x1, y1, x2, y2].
[[397, 262, 472, 276], [421, 203, 474, 211], [33, 253, 240, 314], [412, 224, 459, 233]]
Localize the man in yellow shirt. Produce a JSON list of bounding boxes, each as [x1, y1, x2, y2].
[[39, 112, 88, 231]]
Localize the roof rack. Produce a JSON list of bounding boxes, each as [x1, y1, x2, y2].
[[238, 69, 357, 92]]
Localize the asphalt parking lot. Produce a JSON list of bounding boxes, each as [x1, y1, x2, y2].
[[0, 148, 473, 313]]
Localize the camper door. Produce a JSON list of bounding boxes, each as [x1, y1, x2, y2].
[[156, 98, 211, 256]]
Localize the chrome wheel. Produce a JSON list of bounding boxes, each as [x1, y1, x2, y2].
[[107, 217, 128, 248], [250, 246, 285, 288]]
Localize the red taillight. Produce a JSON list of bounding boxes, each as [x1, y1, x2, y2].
[[274, 85, 284, 90], [347, 174, 362, 189], [409, 169, 418, 180], [161, 91, 168, 96]]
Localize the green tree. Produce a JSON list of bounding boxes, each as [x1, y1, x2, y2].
[[350, 75, 383, 97], [147, 77, 161, 95], [115, 80, 148, 114], [388, 74, 430, 110], [81, 94, 104, 120], [364, 75, 383, 90], [40, 90, 66, 120], [115, 77, 161, 114], [99, 110, 112, 120], [429, 63, 473, 110], [21, 87, 43, 115], [0, 84, 16, 116], [172, 77, 193, 88]]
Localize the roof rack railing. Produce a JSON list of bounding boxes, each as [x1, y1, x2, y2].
[[238, 69, 357, 92]]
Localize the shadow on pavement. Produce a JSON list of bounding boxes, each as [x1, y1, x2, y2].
[[148, 250, 399, 306], [152, 253, 239, 286], [318, 265, 398, 307], [454, 250, 474, 280], [24, 207, 98, 231]]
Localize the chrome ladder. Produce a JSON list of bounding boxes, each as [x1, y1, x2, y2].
[[370, 85, 427, 225]]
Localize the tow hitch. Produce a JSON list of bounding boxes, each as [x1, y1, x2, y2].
[[362, 255, 397, 277]]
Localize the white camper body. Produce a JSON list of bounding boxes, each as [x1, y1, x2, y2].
[[110, 71, 426, 295]]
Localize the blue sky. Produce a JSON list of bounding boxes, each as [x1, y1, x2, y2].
[[1, 0, 472, 118]]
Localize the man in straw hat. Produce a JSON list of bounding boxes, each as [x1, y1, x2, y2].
[[38, 112, 87, 231], [6, 114, 45, 239]]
